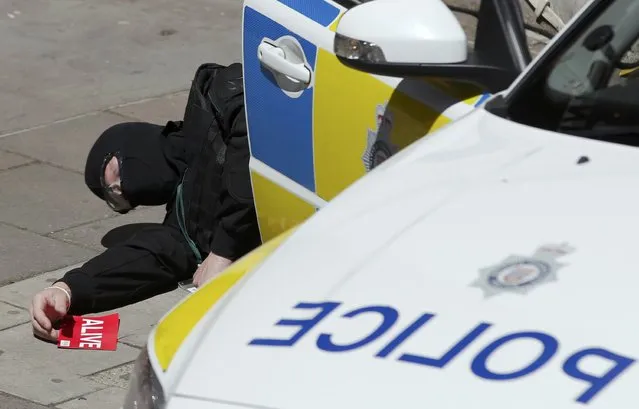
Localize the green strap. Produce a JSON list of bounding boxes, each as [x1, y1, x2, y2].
[[176, 178, 203, 265]]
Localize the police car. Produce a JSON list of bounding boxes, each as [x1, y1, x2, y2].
[[241, 0, 531, 243], [122, 0, 639, 407]]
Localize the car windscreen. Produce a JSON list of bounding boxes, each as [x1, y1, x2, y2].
[[494, 0, 639, 147]]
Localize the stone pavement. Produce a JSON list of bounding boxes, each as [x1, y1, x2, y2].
[[0, 0, 241, 136], [0, 92, 200, 409], [0, 0, 242, 407], [0, 264, 186, 409]]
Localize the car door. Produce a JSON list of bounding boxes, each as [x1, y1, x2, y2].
[[242, 0, 491, 242]]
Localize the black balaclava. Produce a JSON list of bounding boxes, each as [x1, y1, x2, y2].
[[85, 122, 183, 213]]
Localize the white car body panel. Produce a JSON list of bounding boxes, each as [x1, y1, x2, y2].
[[165, 396, 237, 409], [336, 0, 468, 63], [162, 108, 639, 409], [150, 1, 639, 408]]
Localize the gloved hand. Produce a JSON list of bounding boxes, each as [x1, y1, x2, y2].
[[30, 283, 71, 342]]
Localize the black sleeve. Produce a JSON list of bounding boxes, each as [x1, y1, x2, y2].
[[55, 224, 196, 315], [208, 109, 262, 261]]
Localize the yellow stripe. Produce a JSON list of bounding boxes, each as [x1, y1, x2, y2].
[[251, 170, 316, 242], [620, 67, 639, 77], [328, 11, 343, 32], [313, 49, 454, 201], [154, 228, 296, 371]]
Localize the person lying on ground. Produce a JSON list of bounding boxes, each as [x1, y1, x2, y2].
[[29, 62, 262, 343]]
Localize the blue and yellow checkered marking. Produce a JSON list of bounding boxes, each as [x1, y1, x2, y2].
[[243, 5, 490, 240], [312, 52, 489, 201], [244, 7, 317, 192], [275, 0, 340, 27], [250, 170, 316, 243]]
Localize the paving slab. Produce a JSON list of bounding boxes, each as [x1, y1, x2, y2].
[[0, 322, 140, 376], [0, 300, 30, 330], [110, 91, 189, 125], [0, 163, 112, 234], [0, 264, 188, 407], [56, 386, 127, 409], [111, 288, 186, 348], [0, 112, 128, 173], [0, 150, 33, 171], [52, 206, 168, 251], [77, 287, 186, 350], [0, 264, 85, 308], [0, 391, 49, 409], [0, 0, 241, 135], [0, 324, 112, 405], [88, 363, 135, 389], [0, 224, 97, 286]]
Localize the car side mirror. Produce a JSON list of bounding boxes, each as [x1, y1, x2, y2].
[[334, 0, 468, 65], [334, 0, 532, 94]]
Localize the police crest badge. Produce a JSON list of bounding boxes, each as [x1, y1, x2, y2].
[[362, 103, 394, 172], [471, 243, 575, 297]]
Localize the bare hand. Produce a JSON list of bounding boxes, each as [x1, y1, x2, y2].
[[192, 252, 233, 287], [30, 283, 71, 342]]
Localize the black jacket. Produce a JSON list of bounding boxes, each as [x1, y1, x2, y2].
[[56, 63, 260, 315], [172, 62, 261, 261], [82, 62, 261, 262]]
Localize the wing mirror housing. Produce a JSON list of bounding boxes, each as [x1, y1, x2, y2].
[[334, 0, 468, 65], [334, 0, 531, 93]]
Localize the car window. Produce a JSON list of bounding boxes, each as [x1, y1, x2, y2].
[[618, 37, 639, 70], [499, 0, 639, 147]]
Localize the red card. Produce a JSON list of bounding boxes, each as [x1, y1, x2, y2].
[[57, 313, 120, 351]]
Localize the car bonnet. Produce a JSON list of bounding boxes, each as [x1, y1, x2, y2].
[[172, 110, 639, 409]]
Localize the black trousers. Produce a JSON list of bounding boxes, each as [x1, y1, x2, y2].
[[57, 124, 198, 315]]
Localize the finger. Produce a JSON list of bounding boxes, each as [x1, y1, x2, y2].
[[52, 294, 68, 316], [32, 307, 60, 340], [193, 267, 203, 286], [200, 270, 216, 287], [31, 315, 47, 336], [49, 328, 60, 341], [32, 296, 52, 331], [43, 293, 66, 322], [31, 316, 58, 342]]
